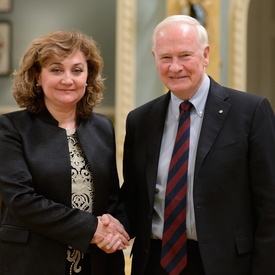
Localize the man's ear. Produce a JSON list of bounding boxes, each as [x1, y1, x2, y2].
[[203, 45, 210, 67]]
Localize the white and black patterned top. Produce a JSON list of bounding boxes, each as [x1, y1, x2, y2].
[[66, 129, 95, 275]]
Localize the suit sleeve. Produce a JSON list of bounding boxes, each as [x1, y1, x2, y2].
[[249, 98, 275, 273], [114, 112, 139, 238]]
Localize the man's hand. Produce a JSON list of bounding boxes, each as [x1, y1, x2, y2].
[[91, 214, 130, 253]]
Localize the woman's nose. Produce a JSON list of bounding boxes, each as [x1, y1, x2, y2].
[[61, 73, 73, 85]]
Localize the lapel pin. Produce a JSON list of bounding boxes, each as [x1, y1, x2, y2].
[[219, 110, 224, 114]]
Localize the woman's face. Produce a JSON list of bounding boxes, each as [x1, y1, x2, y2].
[[37, 50, 88, 113]]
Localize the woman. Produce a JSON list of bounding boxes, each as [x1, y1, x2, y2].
[[0, 31, 129, 275]]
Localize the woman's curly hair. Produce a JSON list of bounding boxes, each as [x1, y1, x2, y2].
[[12, 30, 104, 118]]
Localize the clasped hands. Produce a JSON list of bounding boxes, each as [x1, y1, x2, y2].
[[91, 214, 130, 253]]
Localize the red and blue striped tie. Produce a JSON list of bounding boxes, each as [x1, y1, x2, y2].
[[161, 101, 192, 275]]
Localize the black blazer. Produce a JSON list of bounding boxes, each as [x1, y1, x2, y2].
[[118, 77, 275, 275], [0, 109, 124, 275]]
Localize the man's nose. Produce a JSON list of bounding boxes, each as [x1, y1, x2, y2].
[[169, 59, 183, 72]]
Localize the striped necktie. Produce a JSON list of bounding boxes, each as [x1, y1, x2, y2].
[[161, 101, 192, 274]]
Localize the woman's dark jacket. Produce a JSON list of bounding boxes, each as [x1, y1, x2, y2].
[[0, 109, 124, 275]]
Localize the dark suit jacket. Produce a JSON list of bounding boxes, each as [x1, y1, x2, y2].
[[0, 109, 124, 275], [118, 77, 275, 275]]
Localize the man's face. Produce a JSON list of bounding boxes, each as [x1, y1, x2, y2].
[[152, 24, 209, 100]]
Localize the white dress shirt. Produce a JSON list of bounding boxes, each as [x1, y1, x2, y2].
[[151, 74, 210, 240]]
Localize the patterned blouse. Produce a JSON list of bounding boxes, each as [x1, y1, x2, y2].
[[66, 129, 95, 274]]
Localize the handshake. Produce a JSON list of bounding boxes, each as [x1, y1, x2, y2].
[[91, 214, 130, 254]]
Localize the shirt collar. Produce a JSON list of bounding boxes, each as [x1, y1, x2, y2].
[[170, 74, 210, 119]]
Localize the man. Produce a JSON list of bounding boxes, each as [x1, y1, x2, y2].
[[117, 15, 275, 274]]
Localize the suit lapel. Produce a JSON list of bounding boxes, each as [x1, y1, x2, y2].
[[77, 118, 97, 166], [145, 93, 170, 206], [76, 116, 106, 214], [195, 80, 231, 176]]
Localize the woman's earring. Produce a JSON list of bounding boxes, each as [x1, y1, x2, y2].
[[36, 83, 42, 94]]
